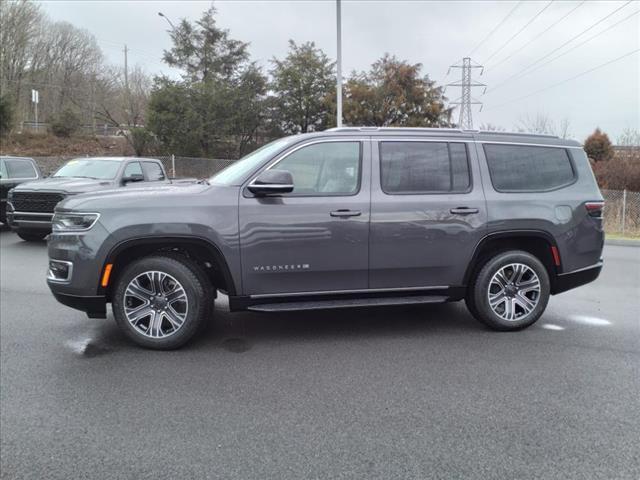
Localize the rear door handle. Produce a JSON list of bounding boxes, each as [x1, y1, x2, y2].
[[330, 209, 362, 218], [450, 207, 479, 215]]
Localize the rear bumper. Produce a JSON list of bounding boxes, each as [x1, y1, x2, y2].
[[49, 289, 107, 318], [552, 261, 603, 295]]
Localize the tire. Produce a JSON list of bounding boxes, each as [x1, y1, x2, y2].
[[17, 231, 47, 242], [466, 250, 550, 331], [112, 254, 214, 349]]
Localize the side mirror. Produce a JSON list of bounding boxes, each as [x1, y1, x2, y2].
[[248, 169, 294, 196], [122, 173, 144, 184]]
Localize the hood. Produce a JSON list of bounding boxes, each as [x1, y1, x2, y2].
[[57, 182, 217, 212], [12, 177, 115, 194]]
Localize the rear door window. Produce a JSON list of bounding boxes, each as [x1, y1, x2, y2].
[[5, 159, 38, 179], [142, 162, 165, 181], [379, 142, 471, 194], [483, 144, 575, 192]]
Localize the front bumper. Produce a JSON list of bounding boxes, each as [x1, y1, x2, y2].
[[552, 261, 603, 295], [47, 220, 113, 318], [6, 210, 53, 232], [50, 290, 107, 318]]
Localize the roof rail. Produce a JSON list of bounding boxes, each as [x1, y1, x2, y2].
[[325, 126, 560, 139], [475, 130, 559, 139], [326, 126, 465, 133]]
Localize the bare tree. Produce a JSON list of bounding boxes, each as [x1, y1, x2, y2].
[[516, 113, 572, 138], [478, 123, 505, 132], [617, 128, 640, 147], [0, 0, 43, 121]]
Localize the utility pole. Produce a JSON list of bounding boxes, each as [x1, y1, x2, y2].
[[446, 57, 485, 129], [123, 44, 129, 92], [31, 89, 39, 132], [336, 0, 343, 128]]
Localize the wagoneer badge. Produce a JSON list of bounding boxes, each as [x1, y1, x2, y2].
[[253, 264, 310, 272]]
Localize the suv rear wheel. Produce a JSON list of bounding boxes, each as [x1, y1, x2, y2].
[[112, 254, 213, 349], [466, 250, 550, 331]]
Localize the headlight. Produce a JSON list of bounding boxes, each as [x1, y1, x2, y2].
[[52, 212, 100, 232]]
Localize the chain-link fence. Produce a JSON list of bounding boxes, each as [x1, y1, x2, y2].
[[151, 155, 236, 179], [602, 189, 640, 237]]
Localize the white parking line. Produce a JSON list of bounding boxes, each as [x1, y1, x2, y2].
[[569, 315, 612, 326], [541, 323, 565, 331]]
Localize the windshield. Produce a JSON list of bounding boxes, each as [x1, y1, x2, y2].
[[210, 138, 293, 186], [54, 159, 121, 180]]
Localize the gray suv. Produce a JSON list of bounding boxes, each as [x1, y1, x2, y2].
[[46, 128, 604, 349]]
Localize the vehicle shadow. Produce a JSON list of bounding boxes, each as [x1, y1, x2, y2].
[[193, 298, 482, 352], [69, 300, 482, 356]]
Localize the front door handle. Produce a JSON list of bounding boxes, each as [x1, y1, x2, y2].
[[330, 209, 362, 218], [450, 207, 479, 215]]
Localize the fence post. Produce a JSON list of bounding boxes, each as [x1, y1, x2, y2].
[[171, 154, 176, 178], [621, 189, 627, 236]]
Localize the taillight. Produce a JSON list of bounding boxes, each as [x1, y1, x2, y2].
[[585, 201, 604, 218]]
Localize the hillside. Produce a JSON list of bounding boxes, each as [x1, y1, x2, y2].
[[0, 133, 134, 157]]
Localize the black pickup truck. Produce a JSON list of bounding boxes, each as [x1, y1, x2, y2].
[[6, 157, 176, 241], [1, 156, 42, 226]]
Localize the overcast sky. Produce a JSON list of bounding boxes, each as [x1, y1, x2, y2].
[[38, 0, 639, 142]]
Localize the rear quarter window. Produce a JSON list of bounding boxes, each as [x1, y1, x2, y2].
[[483, 144, 575, 192], [142, 162, 165, 181]]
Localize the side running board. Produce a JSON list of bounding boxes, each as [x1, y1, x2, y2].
[[247, 295, 449, 312]]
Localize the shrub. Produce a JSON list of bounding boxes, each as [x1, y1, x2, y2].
[[129, 127, 158, 156], [0, 95, 14, 136], [591, 149, 640, 191], [50, 108, 81, 137], [584, 128, 614, 162]]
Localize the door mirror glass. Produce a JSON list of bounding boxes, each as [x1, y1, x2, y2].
[[248, 170, 294, 196]]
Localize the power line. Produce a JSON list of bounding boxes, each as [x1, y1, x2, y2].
[[485, 48, 639, 110], [487, 1, 586, 70], [484, 0, 634, 94], [482, 0, 554, 64], [485, 8, 639, 94], [468, 1, 523, 57]]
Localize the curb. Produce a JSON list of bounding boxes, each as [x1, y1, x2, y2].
[[605, 238, 640, 247]]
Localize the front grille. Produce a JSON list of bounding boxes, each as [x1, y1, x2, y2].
[[11, 192, 65, 213]]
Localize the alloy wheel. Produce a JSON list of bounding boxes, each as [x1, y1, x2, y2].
[[123, 271, 188, 338], [487, 263, 541, 321]]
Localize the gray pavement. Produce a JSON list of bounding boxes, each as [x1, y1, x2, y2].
[[1, 229, 639, 480]]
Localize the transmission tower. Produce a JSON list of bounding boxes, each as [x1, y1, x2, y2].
[[446, 58, 485, 129]]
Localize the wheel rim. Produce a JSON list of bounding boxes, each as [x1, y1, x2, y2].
[[487, 263, 541, 321], [123, 271, 188, 339]]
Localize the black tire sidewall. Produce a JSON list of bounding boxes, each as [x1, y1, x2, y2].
[[17, 231, 47, 242], [473, 251, 550, 331], [112, 256, 207, 349]]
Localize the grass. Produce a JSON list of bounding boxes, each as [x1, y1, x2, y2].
[[605, 232, 640, 241]]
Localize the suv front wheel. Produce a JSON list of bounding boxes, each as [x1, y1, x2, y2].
[[112, 254, 213, 349], [466, 250, 550, 331]]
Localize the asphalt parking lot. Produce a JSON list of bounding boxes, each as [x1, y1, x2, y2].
[[0, 229, 639, 480]]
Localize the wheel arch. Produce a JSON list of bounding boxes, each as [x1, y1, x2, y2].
[[100, 236, 237, 300], [463, 230, 561, 291]]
